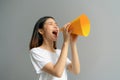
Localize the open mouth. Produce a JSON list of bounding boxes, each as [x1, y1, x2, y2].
[[52, 30, 58, 36]]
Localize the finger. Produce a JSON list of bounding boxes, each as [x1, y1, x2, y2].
[[60, 23, 71, 32], [66, 23, 71, 32], [68, 30, 72, 34]]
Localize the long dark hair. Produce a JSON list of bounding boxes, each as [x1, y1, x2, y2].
[[29, 16, 57, 50]]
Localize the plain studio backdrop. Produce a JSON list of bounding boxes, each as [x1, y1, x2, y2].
[[0, 0, 120, 80]]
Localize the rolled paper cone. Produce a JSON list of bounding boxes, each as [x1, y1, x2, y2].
[[68, 14, 90, 37], [60, 14, 90, 37]]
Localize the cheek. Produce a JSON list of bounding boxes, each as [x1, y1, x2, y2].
[[43, 26, 51, 33], [44, 25, 52, 30], [43, 28, 52, 35]]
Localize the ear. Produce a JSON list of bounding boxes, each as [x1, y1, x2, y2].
[[38, 29, 44, 35]]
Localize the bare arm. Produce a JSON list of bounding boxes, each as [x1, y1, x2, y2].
[[42, 42, 69, 77], [67, 34, 80, 74]]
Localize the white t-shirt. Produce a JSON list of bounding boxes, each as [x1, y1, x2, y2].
[[30, 47, 71, 80]]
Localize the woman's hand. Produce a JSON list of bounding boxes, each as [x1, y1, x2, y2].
[[70, 34, 78, 44], [62, 23, 71, 43]]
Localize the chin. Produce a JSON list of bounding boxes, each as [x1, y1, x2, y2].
[[53, 39, 57, 41], [52, 36, 58, 41], [53, 38, 58, 41]]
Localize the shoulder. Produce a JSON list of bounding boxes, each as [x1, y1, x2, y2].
[[30, 47, 39, 53], [30, 47, 41, 54], [30, 47, 48, 56]]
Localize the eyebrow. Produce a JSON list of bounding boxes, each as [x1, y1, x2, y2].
[[45, 22, 58, 25]]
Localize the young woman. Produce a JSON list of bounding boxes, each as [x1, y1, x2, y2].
[[29, 16, 80, 80]]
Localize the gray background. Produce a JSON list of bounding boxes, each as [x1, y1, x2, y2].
[[0, 0, 120, 80]]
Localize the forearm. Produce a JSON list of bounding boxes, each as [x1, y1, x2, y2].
[[42, 42, 69, 77], [70, 42, 80, 74], [54, 42, 69, 76]]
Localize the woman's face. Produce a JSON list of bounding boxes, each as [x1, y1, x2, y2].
[[42, 18, 59, 41]]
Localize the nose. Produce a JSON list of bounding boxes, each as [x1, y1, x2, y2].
[[53, 25, 59, 32], [53, 24, 59, 29]]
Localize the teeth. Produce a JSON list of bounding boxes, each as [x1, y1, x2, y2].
[[52, 31, 57, 35]]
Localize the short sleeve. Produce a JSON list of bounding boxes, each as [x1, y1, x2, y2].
[[30, 48, 51, 74], [66, 58, 71, 66]]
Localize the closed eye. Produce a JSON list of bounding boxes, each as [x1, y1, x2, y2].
[[47, 22, 58, 26]]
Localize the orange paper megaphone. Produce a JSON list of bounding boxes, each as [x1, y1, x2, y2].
[[60, 14, 90, 37]]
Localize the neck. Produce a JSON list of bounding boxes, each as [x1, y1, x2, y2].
[[40, 38, 55, 53]]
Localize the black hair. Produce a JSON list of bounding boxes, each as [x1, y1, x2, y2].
[[29, 16, 57, 50]]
